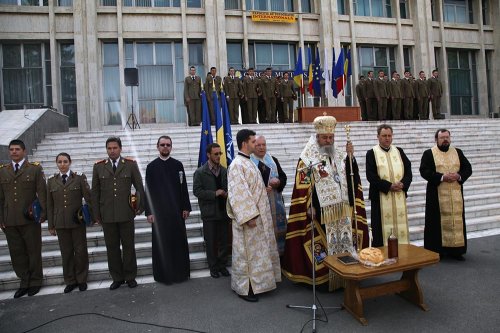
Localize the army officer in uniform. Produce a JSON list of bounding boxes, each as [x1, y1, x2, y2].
[[47, 153, 92, 293], [92, 137, 145, 290], [0, 139, 47, 298]]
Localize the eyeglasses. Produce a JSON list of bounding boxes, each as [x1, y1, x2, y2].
[[159, 143, 171, 147], [213, 152, 222, 156]]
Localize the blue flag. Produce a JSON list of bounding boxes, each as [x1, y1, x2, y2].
[[220, 91, 234, 166], [197, 90, 213, 167], [312, 47, 322, 96], [213, 90, 228, 167]]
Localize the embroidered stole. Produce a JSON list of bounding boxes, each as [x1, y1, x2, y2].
[[431, 146, 464, 247], [373, 145, 409, 245]]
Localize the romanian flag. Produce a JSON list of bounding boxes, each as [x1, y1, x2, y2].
[[307, 48, 314, 95], [293, 47, 304, 93], [343, 48, 352, 90], [331, 48, 338, 98], [220, 90, 234, 166], [333, 48, 345, 95], [213, 89, 227, 167], [312, 47, 322, 96], [197, 90, 213, 167]]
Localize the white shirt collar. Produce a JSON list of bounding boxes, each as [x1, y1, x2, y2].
[[12, 159, 25, 169], [60, 170, 71, 178]]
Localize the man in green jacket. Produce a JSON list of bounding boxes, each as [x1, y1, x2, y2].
[[0, 139, 47, 298], [92, 137, 145, 290], [193, 143, 230, 279]]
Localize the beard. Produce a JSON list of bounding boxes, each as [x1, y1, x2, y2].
[[438, 142, 450, 152], [318, 144, 335, 159], [160, 151, 170, 157]]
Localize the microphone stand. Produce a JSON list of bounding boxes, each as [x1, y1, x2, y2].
[[286, 161, 339, 333]]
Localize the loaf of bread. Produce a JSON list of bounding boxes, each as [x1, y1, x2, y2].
[[359, 247, 384, 264]]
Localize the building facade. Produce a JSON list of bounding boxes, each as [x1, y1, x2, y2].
[[0, 0, 498, 130]]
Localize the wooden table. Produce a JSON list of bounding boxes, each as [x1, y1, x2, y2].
[[323, 244, 439, 325]]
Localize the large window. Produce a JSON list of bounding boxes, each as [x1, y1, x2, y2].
[[60, 43, 77, 127], [403, 47, 412, 73], [125, 42, 180, 124], [337, 0, 347, 15], [186, 0, 201, 7], [1, 43, 51, 110], [249, 42, 296, 71], [102, 43, 121, 125], [227, 42, 243, 70], [225, 0, 239, 9], [0, 0, 48, 5], [482, 0, 490, 25], [122, 0, 180, 7], [358, 46, 395, 77], [400, 0, 409, 19], [447, 49, 477, 115], [246, 0, 293, 12], [443, 0, 473, 24], [301, 0, 311, 13], [58, 0, 72, 5], [354, 0, 392, 18]]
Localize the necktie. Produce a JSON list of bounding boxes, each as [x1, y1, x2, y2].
[[14, 163, 19, 174], [62, 174, 67, 184], [112, 159, 117, 173], [192, 76, 195, 81]]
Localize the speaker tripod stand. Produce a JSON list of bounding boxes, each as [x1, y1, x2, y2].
[[286, 161, 340, 333], [126, 85, 140, 130]]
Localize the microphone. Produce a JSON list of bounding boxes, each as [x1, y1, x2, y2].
[[298, 160, 326, 172]]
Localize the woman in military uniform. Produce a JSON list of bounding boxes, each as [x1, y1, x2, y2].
[[47, 153, 92, 293]]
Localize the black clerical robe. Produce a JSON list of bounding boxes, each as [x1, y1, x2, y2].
[[419, 147, 472, 256], [145, 157, 192, 284], [366, 146, 412, 247]]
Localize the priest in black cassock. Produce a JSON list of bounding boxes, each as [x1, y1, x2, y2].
[[420, 129, 472, 261], [145, 136, 192, 284]]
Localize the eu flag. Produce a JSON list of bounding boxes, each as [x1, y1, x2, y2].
[[220, 90, 234, 166], [312, 47, 322, 96], [197, 90, 213, 167]]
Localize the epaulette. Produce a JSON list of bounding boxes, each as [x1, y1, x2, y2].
[[0, 164, 7, 169], [123, 157, 136, 162], [95, 159, 106, 164], [49, 173, 57, 179], [30, 162, 41, 166]]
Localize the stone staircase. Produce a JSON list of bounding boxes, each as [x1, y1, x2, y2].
[[1, 119, 500, 292]]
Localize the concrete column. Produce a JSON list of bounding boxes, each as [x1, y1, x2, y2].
[[242, 0, 249, 69], [347, 0, 359, 107], [181, 0, 189, 77], [331, 0, 344, 106], [73, 0, 89, 131], [393, 0, 404, 74], [435, 0, 450, 117], [411, 0, 434, 74], [48, 0, 60, 114], [204, 0, 217, 71], [318, 0, 333, 106], [117, 0, 127, 127], [85, 0, 101, 130], [490, 0, 500, 116], [215, 0, 228, 73], [476, 0, 488, 116]]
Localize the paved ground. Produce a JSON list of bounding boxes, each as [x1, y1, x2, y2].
[[1, 234, 499, 333]]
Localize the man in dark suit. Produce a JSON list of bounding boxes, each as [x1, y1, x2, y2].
[[184, 66, 202, 126], [0, 139, 47, 298], [91, 137, 145, 290], [193, 143, 230, 279]]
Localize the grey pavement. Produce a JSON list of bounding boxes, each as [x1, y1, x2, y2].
[[1, 234, 499, 333]]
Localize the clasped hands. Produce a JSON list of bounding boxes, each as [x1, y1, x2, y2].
[[390, 181, 404, 192], [442, 172, 460, 183]]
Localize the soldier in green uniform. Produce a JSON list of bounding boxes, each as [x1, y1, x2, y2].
[[416, 70, 430, 120], [223, 67, 243, 124], [0, 139, 47, 298], [259, 67, 277, 123], [242, 67, 259, 124], [280, 72, 296, 123], [205, 67, 223, 125], [47, 153, 92, 293], [374, 70, 389, 120], [389, 72, 403, 120], [401, 71, 415, 120], [428, 69, 443, 119], [91, 137, 145, 290], [184, 66, 202, 126]]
